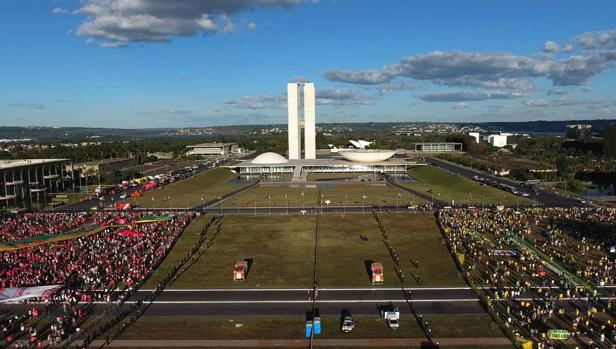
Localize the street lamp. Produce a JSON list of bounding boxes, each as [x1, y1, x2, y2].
[[362, 194, 367, 214]]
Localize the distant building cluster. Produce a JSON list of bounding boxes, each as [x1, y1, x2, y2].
[[468, 132, 511, 148], [565, 124, 592, 139], [166, 128, 214, 136], [393, 123, 485, 136]]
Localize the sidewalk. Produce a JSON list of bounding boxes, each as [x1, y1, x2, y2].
[[89, 337, 512, 347]]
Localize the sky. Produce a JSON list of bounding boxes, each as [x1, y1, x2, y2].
[[1, 0, 616, 128]]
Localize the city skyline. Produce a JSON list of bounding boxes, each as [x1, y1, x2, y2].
[[1, 1, 616, 128]]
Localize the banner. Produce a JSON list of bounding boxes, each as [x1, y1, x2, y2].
[[490, 249, 520, 257], [116, 203, 131, 210], [0, 285, 63, 303], [119, 229, 145, 237], [0, 225, 105, 251], [136, 214, 177, 224]]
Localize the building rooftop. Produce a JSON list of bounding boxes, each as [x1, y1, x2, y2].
[[80, 158, 134, 166], [186, 142, 237, 148], [0, 159, 69, 170], [232, 157, 408, 167]]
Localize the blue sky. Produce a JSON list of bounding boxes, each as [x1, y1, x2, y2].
[[1, 0, 615, 128]]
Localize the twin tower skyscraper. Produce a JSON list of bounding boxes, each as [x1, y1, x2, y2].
[[287, 82, 316, 160]]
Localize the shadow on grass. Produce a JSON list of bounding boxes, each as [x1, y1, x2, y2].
[[364, 259, 374, 284]]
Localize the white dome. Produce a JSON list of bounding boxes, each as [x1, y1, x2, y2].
[[338, 149, 396, 163], [251, 152, 288, 164]]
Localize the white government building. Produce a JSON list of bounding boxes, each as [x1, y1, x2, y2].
[[229, 82, 408, 181]]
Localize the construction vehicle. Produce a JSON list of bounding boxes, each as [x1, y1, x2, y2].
[[233, 261, 248, 281], [380, 305, 400, 329], [341, 314, 355, 333], [371, 262, 384, 285]]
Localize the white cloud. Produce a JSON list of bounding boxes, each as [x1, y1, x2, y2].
[[223, 88, 375, 109], [562, 44, 573, 52], [452, 102, 468, 109], [247, 22, 257, 30], [324, 37, 616, 89], [575, 28, 616, 50], [524, 98, 605, 107], [546, 88, 567, 96], [73, 0, 302, 46], [377, 81, 417, 95], [8, 102, 45, 109], [418, 91, 523, 102], [52, 7, 68, 15], [543, 40, 560, 53]]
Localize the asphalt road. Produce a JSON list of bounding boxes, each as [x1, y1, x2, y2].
[[427, 157, 583, 207], [55, 160, 220, 211], [0, 287, 484, 316]]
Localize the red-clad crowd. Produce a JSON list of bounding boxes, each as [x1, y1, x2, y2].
[[0, 211, 194, 290], [0, 210, 195, 348], [0, 212, 91, 241]]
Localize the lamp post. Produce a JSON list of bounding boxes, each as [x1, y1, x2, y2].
[[362, 194, 367, 215], [201, 196, 205, 213]]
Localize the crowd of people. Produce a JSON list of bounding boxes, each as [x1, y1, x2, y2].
[[0, 210, 195, 348], [80, 215, 222, 348], [0, 211, 194, 290], [0, 212, 92, 242], [439, 207, 616, 348]]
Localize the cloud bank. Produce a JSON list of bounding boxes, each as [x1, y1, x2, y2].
[[72, 0, 301, 47]]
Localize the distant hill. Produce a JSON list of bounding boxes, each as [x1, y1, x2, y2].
[[0, 119, 613, 140], [464, 119, 615, 135]]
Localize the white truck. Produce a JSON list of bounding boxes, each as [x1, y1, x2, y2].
[[381, 306, 400, 329], [341, 315, 355, 333]]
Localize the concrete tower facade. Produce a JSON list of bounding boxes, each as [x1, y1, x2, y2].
[[287, 82, 316, 160], [303, 83, 316, 159], [287, 83, 301, 160]]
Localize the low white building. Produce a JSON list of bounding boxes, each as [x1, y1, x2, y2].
[[488, 135, 508, 148], [468, 132, 480, 143], [186, 143, 238, 156]]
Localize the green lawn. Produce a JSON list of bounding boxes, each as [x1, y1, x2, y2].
[[220, 183, 425, 209], [143, 214, 212, 288], [170, 215, 316, 288], [164, 212, 462, 289], [119, 314, 505, 340], [405, 166, 532, 206], [318, 212, 466, 287], [125, 168, 247, 208]]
